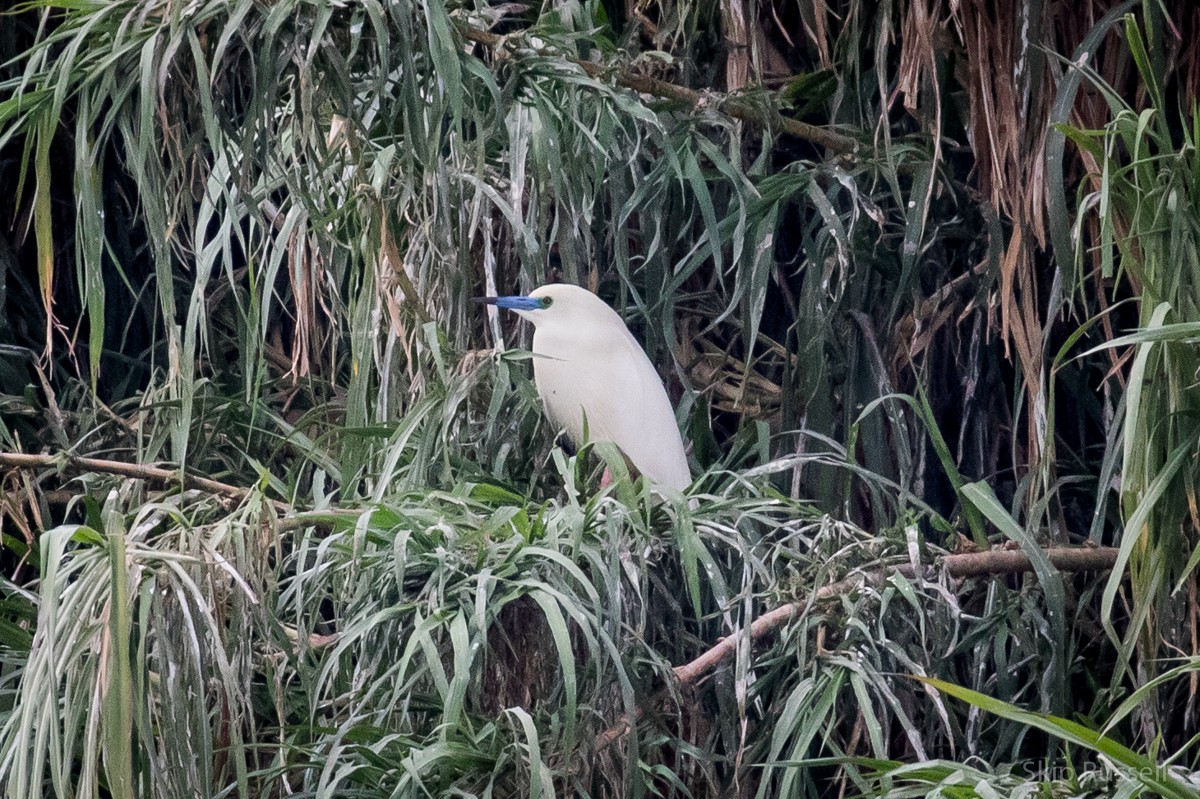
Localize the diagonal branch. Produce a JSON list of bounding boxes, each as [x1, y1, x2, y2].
[[674, 546, 1118, 684], [596, 545, 1120, 751], [0, 451, 261, 503], [456, 23, 861, 155]]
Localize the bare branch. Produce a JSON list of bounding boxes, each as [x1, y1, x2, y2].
[[597, 546, 1120, 750], [0, 451, 262, 503], [456, 23, 861, 155]]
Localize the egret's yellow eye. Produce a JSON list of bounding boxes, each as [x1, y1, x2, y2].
[[539, 296, 553, 309]]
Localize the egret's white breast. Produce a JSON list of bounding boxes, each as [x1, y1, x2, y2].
[[530, 318, 691, 490]]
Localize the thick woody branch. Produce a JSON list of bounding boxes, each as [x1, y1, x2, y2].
[[673, 546, 1117, 684], [457, 24, 861, 155], [597, 546, 1119, 751], [0, 451, 260, 503]]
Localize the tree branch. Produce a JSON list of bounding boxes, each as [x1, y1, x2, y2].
[[596, 545, 1119, 751], [0, 451, 260, 503], [456, 24, 861, 155], [673, 546, 1117, 684]]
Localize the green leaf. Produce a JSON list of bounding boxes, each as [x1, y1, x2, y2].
[[918, 677, 1200, 799]]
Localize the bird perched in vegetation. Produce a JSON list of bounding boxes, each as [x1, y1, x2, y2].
[[479, 283, 691, 491]]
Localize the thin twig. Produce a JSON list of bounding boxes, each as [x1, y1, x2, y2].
[[28, 359, 69, 449], [595, 545, 1119, 751], [457, 23, 861, 155]]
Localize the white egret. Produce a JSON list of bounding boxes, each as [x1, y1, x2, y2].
[[479, 284, 691, 491]]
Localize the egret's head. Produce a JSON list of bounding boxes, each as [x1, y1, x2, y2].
[[475, 284, 616, 327]]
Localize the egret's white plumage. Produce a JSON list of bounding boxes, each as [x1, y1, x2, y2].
[[485, 284, 691, 491]]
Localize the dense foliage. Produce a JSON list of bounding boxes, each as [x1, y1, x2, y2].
[[0, 0, 1197, 796]]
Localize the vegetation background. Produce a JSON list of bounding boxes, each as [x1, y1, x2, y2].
[[0, 0, 1197, 796]]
